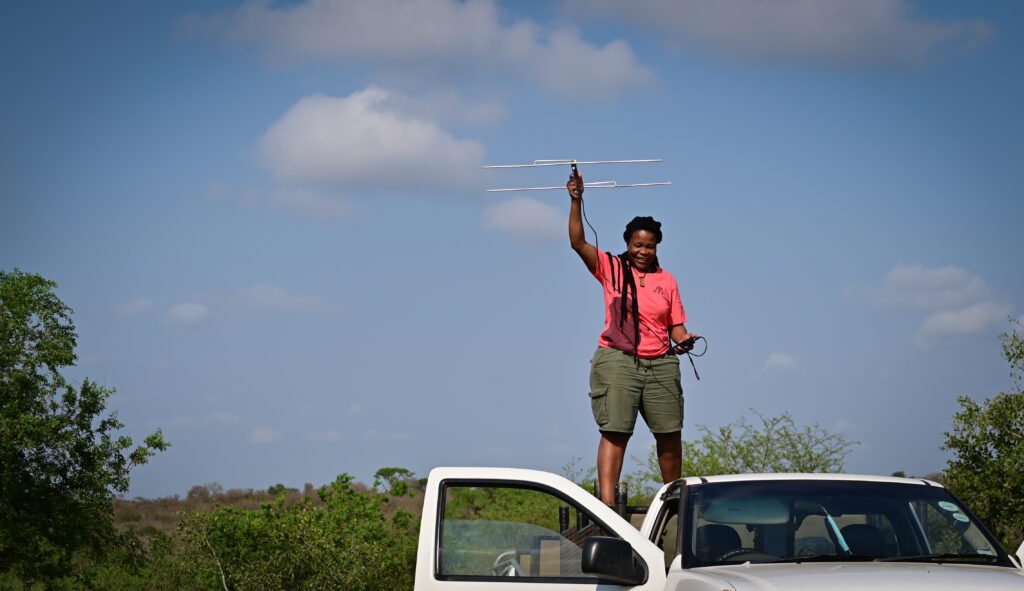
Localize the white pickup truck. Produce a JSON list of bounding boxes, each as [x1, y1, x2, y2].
[[413, 467, 1024, 590]]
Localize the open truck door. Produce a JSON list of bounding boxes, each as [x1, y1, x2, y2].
[[414, 467, 667, 591]]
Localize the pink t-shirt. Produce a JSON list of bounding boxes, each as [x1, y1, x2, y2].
[[593, 253, 687, 358]]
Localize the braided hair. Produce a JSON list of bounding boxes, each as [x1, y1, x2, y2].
[[608, 216, 663, 359]]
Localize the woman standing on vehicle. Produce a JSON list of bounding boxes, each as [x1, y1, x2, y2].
[[567, 171, 697, 506]]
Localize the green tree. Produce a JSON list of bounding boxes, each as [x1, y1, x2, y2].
[[943, 318, 1024, 553], [374, 466, 415, 496], [624, 409, 859, 499], [0, 269, 169, 580]]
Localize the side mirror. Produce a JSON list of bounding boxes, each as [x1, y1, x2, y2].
[[581, 536, 648, 585]]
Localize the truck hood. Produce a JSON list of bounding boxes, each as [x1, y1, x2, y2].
[[680, 562, 1024, 591]]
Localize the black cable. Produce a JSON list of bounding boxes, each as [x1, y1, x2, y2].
[[580, 196, 599, 254], [574, 164, 599, 253], [638, 315, 706, 381], [682, 337, 706, 381]]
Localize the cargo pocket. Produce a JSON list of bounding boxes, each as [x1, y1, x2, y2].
[[589, 386, 609, 428]]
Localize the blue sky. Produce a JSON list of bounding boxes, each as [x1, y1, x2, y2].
[[2, 0, 1021, 499]]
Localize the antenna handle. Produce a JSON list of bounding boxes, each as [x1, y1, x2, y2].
[[570, 161, 583, 199]]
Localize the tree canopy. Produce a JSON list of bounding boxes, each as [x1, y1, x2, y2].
[[943, 318, 1024, 553], [0, 269, 169, 579], [576, 410, 859, 501], [673, 409, 858, 477]]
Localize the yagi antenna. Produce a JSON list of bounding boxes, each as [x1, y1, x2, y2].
[[483, 159, 671, 192]]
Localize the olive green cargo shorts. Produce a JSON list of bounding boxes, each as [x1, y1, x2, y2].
[[589, 347, 684, 434]]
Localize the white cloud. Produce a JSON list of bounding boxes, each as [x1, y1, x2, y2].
[[876, 264, 990, 310], [916, 301, 1012, 347], [306, 430, 340, 442], [763, 352, 797, 371], [873, 263, 1011, 348], [268, 186, 357, 220], [378, 90, 508, 130], [259, 88, 485, 194], [574, 0, 992, 67], [179, 0, 652, 98], [207, 412, 242, 426], [518, 27, 652, 98], [166, 302, 210, 326], [833, 419, 857, 434], [347, 403, 362, 417], [249, 427, 280, 444], [119, 297, 154, 318], [237, 283, 337, 314], [483, 196, 565, 244]]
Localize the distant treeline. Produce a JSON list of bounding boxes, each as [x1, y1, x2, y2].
[[113, 477, 424, 540]]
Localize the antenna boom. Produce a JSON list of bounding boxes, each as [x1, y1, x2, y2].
[[486, 181, 671, 192], [483, 158, 662, 169], [483, 157, 669, 192]]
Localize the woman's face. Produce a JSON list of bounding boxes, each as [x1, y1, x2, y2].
[[626, 229, 658, 272]]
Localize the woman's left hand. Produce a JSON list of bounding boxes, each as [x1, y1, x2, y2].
[[672, 333, 699, 354]]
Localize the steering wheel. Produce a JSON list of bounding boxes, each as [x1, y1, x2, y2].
[[717, 547, 759, 561], [492, 550, 522, 576]]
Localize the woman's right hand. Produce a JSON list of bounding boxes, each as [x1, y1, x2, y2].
[[567, 173, 584, 200]]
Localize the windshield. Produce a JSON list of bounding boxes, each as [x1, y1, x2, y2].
[[680, 480, 1011, 568]]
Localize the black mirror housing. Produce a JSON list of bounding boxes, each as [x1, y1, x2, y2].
[[581, 536, 648, 585]]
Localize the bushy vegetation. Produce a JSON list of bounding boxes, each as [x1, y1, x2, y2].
[[562, 409, 860, 504], [944, 318, 1024, 553], [1, 269, 169, 583], [175, 474, 419, 591], [1, 473, 424, 590]]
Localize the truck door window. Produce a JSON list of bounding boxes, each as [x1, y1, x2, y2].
[[438, 484, 612, 581]]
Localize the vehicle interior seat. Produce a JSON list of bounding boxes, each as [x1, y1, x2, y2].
[[695, 524, 741, 562], [840, 523, 889, 557]]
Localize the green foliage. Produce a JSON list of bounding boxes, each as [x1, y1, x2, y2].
[[175, 473, 419, 591], [445, 485, 564, 533], [265, 483, 296, 497], [374, 466, 415, 496], [622, 409, 859, 497], [0, 269, 169, 581], [560, 456, 597, 491], [678, 409, 857, 475], [943, 318, 1024, 553]]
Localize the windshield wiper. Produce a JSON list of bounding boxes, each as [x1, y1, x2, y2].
[[772, 552, 1005, 564], [878, 552, 1003, 563], [770, 554, 880, 564]]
